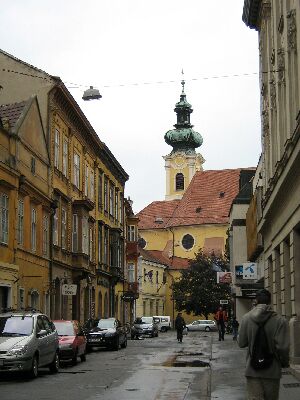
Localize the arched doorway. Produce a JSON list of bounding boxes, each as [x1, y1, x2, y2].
[[98, 291, 102, 318], [104, 292, 108, 318]]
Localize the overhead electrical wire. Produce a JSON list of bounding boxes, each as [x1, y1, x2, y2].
[[2, 67, 280, 91]]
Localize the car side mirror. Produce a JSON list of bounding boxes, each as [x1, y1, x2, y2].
[[37, 329, 47, 338]]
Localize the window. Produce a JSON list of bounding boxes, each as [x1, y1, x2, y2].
[[104, 228, 108, 264], [98, 172, 103, 210], [98, 223, 103, 264], [90, 170, 94, 201], [144, 268, 147, 282], [85, 164, 89, 197], [53, 208, 58, 246], [104, 177, 108, 212], [54, 129, 60, 169], [31, 208, 37, 251], [0, 193, 9, 244], [182, 234, 194, 250], [82, 216, 88, 254], [176, 173, 184, 191], [127, 225, 135, 242], [31, 290, 39, 310], [31, 157, 36, 174], [156, 271, 159, 284], [72, 214, 78, 252], [42, 215, 49, 255], [89, 227, 94, 261], [119, 193, 123, 225], [62, 138, 68, 177], [17, 199, 24, 245], [61, 208, 67, 249], [128, 263, 135, 283], [73, 152, 80, 188], [115, 191, 118, 221], [109, 184, 114, 216]]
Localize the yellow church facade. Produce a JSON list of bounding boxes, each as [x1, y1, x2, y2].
[[137, 81, 247, 325]]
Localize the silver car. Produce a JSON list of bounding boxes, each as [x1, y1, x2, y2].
[[186, 319, 217, 332], [0, 311, 59, 378]]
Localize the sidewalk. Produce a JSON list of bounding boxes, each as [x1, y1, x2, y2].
[[209, 333, 300, 400]]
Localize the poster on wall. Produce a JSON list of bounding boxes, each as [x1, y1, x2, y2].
[[217, 271, 232, 284], [242, 263, 258, 280], [235, 265, 244, 279]]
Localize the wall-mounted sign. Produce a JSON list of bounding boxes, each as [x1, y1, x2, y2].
[[220, 300, 229, 304], [62, 284, 77, 296], [243, 263, 258, 280], [235, 265, 244, 279], [217, 272, 232, 284]]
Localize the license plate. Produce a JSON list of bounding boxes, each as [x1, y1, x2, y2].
[[90, 338, 102, 342]]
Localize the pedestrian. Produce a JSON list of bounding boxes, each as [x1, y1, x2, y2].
[[232, 316, 239, 340], [238, 289, 289, 400], [175, 312, 186, 343], [214, 306, 227, 341]]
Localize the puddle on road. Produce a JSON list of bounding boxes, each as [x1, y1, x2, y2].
[[161, 353, 210, 368]]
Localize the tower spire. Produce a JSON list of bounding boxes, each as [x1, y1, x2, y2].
[[164, 78, 203, 154]]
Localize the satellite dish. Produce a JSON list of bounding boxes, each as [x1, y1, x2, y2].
[[82, 86, 102, 101]]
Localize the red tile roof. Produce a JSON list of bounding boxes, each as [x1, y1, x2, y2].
[[0, 100, 27, 129], [137, 199, 180, 229], [138, 169, 250, 229], [139, 247, 190, 270]]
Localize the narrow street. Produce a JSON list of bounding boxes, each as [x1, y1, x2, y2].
[[1, 330, 300, 400], [0, 331, 230, 400]]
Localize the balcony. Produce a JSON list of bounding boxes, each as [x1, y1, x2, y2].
[[126, 242, 139, 257]]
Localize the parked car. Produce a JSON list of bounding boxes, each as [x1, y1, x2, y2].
[[53, 320, 86, 365], [186, 319, 217, 332], [84, 318, 127, 351], [131, 317, 159, 339], [153, 316, 171, 332], [0, 310, 59, 378]]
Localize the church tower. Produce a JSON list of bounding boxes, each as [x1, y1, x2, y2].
[[164, 79, 204, 200]]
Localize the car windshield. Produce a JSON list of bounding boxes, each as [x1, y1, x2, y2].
[[54, 322, 75, 336], [97, 319, 115, 329], [153, 318, 160, 323], [141, 317, 153, 324], [0, 316, 33, 336]]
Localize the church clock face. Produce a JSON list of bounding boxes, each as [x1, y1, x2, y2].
[[174, 155, 185, 168]]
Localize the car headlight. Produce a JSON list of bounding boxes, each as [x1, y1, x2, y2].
[[7, 344, 28, 356]]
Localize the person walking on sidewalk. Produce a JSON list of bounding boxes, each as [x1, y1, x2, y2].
[[214, 306, 227, 341], [232, 316, 239, 340], [238, 289, 290, 400], [175, 312, 186, 343]]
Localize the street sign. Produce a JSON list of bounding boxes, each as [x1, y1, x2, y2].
[[62, 284, 77, 296], [220, 300, 229, 304]]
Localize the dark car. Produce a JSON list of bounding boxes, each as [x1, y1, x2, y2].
[[131, 317, 159, 339], [84, 318, 127, 351], [53, 320, 87, 365]]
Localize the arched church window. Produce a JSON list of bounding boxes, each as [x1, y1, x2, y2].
[[176, 173, 184, 191], [182, 234, 194, 250]]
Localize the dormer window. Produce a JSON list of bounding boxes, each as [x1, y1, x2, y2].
[[176, 173, 184, 191]]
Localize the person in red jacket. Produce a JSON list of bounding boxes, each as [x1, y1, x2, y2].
[[214, 306, 228, 341]]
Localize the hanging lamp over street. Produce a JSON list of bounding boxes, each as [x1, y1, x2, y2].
[[82, 86, 102, 101]]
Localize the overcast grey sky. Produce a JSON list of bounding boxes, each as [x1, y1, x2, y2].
[[0, 0, 261, 213]]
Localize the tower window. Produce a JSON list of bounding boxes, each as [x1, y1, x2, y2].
[[176, 173, 184, 191]]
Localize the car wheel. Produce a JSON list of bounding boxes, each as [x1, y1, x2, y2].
[[205, 326, 211, 332], [161, 327, 167, 333], [121, 337, 127, 349], [131, 334, 135, 340], [186, 327, 189, 332], [80, 352, 87, 362], [49, 352, 59, 373], [28, 354, 39, 379], [72, 350, 78, 365]]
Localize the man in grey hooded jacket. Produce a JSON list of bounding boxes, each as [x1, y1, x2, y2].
[[238, 289, 289, 400]]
